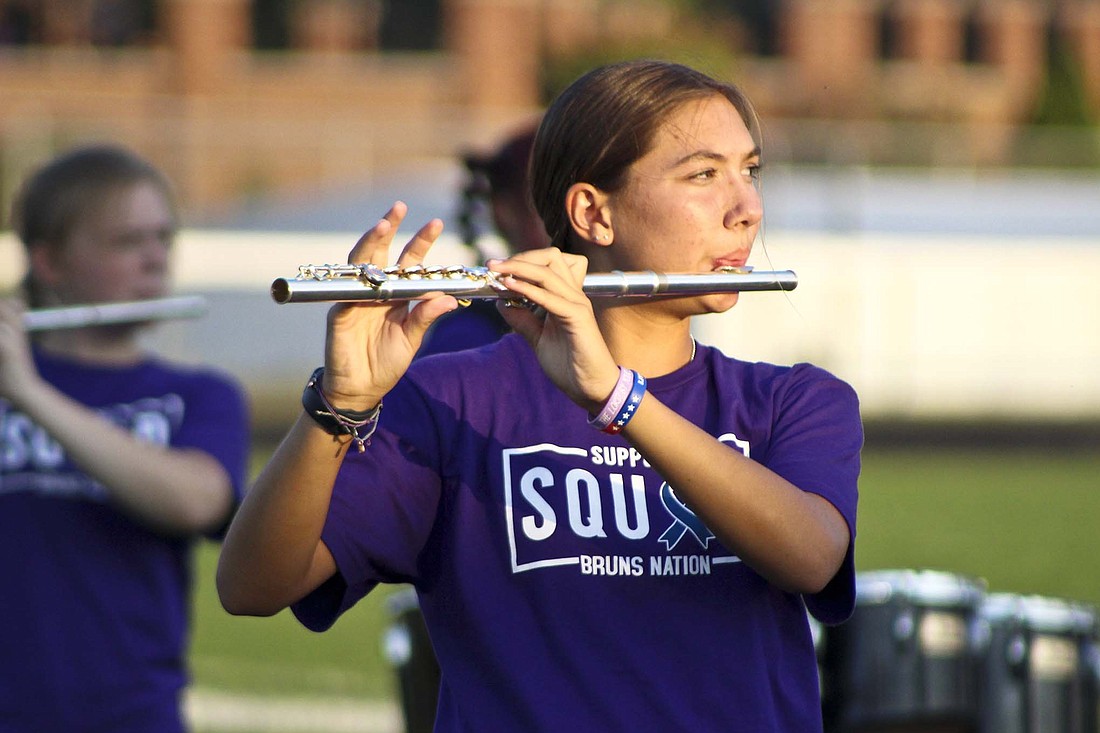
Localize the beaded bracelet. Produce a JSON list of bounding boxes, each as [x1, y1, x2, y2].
[[603, 371, 647, 435], [301, 367, 381, 452], [587, 367, 635, 431]]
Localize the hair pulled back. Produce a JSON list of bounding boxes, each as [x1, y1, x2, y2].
[[529, 59, 761, 252]]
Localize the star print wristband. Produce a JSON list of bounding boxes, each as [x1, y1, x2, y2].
[[602, 370, 647, 435], [588, 367, 634, 431], [604, 370, 647, 434]]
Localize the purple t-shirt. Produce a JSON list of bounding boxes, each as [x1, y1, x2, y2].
[[294, 334, 861, 732], [0, 349, 250, 733], [416, 301, 510, 359]]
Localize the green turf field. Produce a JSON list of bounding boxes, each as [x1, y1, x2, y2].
[[188, 444, 1100, 709]]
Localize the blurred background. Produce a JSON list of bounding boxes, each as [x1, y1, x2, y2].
[[1, 1, 1099, 731]]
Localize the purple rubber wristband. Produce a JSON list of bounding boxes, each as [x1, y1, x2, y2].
[[588, 367, 634, 431]]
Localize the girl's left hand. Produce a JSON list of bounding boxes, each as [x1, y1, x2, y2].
[[490, 248, 619, 412]]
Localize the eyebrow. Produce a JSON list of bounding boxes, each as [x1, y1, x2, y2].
[[670, 145, 762, 168]]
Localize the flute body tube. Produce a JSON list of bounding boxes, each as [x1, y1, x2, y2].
[[22, 296, 209, 332], [271, 265, 797, 305]]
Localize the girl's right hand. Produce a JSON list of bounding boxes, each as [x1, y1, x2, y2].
[[320, 202, 458, 410], [0, 298, 42, 405]]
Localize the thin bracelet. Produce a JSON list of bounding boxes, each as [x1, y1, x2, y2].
[[603, 371, 646, 435], [588, 367, 634, 431], [302, 367, 381, 452]]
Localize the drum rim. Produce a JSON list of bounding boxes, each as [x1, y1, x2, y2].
[[979, 592, 1098, 634], [385, 586, 422, 615], [855, 568, 986, 606]]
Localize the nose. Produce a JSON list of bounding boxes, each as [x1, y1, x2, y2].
[[141, 235, 171, 274], [724, 176, 763, 231]]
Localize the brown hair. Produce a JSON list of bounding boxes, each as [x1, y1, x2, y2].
[[529, 59, 761, 252], [11, 144, 175, 306]]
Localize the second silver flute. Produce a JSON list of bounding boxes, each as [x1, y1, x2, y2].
[[23, 295, 209, 332], [272, 264, 797, 304]]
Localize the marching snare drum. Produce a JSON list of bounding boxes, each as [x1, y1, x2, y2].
[[976, 593, 1099, 733], [824, 569, 986, 733]]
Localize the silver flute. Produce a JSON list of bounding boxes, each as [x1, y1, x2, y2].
[[22, 296, 209, 332], [272, 264, 797, 304]]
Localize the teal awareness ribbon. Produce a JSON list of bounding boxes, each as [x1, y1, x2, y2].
[[658, 482, 715, 550]]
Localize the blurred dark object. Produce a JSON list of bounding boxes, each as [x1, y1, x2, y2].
[[384, 588, 441, 733]]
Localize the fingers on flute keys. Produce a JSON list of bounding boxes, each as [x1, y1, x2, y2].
[[347, 203, 444, 271], [348, 202, 407, 266], [491, 249, 591, 312]]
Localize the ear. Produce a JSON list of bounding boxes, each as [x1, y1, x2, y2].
[[28, 242, 64, 288], [564, 183, 614, 247]]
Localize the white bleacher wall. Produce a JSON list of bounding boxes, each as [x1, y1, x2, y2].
[[692, 231, 1100, 420]]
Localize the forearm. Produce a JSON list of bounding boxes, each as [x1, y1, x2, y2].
[[620, 395, 849, 594], [14, 378, 233, 536], [217, 413, 344, 616]]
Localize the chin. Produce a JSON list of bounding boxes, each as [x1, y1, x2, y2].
[[701, 293, 740, 314]]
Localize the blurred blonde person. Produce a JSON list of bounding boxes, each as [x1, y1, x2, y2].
[[0, 144, 250, 733]]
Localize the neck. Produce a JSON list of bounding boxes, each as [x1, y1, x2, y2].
[[34, 327, 147, 366], [596, 306, 695, 377]]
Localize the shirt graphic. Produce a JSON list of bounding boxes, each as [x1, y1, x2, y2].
[[0, 394, 184, 501], [503, 433, 750, 575]]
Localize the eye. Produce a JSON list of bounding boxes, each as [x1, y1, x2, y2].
[[743, 164, 762, 188], [688, 168, 719, 182]]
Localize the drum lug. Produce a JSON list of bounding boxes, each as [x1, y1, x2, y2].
[[1006, 632, 1028, 672], [893, 609, 916, 643], [383, 622, 414, 666]]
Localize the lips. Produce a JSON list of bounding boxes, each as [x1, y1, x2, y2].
[[712, 256, 748, 271]]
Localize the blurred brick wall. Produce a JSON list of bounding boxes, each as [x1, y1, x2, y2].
[[1, 0, 1096, 223]]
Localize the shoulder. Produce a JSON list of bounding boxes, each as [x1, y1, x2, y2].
[[144, 358, 246, 393], [778, 362, 859, 399], [702, 347, 858, 402], [782, 362, 860, 409], [700, 349, 861, 434], [137, 359, 249, 413]]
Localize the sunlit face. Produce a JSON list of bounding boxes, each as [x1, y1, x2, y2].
[[603, 94, 762, 313], [42, 181, 176, 305]]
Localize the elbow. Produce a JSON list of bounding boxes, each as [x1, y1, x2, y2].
[[768, 523, 849, 595], [790, 497, 851, 595], [215, 561, 284, 618], [174, 456, 238, 536], [216, 584, 282, 618], [776, 561, 841, 596], [215, 574, 257, 617], [793, 534, 849, 595], [796, 565, 839, 596]]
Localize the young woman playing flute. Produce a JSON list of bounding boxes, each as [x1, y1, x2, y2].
[[218, 59, 861, 733]]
